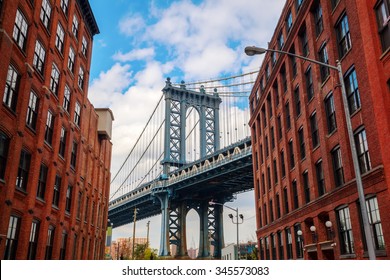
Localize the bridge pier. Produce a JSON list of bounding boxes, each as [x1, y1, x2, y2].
[[197, 201, 211, 258], [169, 201, 188, 258], [154, 191, 171, 257]]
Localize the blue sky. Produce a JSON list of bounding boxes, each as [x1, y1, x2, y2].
[[87, 0, 285, 251]]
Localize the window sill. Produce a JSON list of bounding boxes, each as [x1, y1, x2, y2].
[[340, 253, 356, 259], [363, 250, 387, 258]]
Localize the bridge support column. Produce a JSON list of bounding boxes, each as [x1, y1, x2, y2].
[[169, 201, 188, 258], [209, 203, 224, 259], [197, 201, 210, 258], [155, 192, 170, 257]]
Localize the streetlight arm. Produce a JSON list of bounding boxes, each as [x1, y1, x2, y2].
[[245, 46, 339, 71]]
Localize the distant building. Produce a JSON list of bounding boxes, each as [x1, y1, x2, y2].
[[187, 247, 198, 259], [221, 242, 257, 260], [0, 0, 113, 259], [110, 237, 147, 260], [249, 0, 390, 259]]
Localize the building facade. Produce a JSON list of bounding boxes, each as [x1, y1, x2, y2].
[[0, 0, 114, 259], [249, 0, 390, 260]]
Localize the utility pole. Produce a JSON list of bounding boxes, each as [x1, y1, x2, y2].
[[132, 207, 138, 260], [146, 221, 150, 248]]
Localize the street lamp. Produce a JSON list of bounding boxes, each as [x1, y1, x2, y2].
[[245, 45, 376, 260], [210, 201, 244, 260], [297, 230, 304, 259]]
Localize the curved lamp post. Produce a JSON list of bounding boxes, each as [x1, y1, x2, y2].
[[245, 46, 376, 260], [210, 201, 244, 260]]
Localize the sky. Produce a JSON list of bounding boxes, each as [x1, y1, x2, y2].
[[87, 0, 286, 251]]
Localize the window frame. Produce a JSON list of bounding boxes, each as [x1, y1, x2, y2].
[[336, 206, 355, 255], [354, 128, 371, 174], [336, 13, 352, 58], [26, 91, 39, 130], [27, 219, 40, 260], [16, 149, 31, 191], [331, 146, 345, 187], [44, 110, 55, 145], [3, 64, 20, 112], [344, 67, 361, 115], [55, 22, 65, 53], [40, 0, 52, 30], [36, 163, 48, 200], [4, 215, 21, 260], [13, 9, 28, 51], [33, 40, 46, 75], [325, 92, 337, 134], [0, 131, 10, 180]]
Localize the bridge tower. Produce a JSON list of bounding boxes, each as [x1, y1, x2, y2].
[[156, 78, 224, 258]]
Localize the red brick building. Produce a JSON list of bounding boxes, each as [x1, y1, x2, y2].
[[249, 0, 390, 259], [0, 0, 114, 259]]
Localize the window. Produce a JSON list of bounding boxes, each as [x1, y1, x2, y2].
[[45, 225, 55, 259], [277, 115, 282, 140], [271, 127, 275, 150], [40, 0, 52, 29], [290, 48, 297, 78], [59, 127, 67, 158], [259, 238, 264, 260], [3, 65, 20, 112], [325, 92, 337, 133], [305, 66, 314, 101], [26, 91, 39, 130], [278, 31, 284, 50], [3, 215, 21, 259], [265, 136, 269, 157], [314, 2, 323, 36], [280, 150, 286, 178], [13, 9, 28, 50], [0, 132, 10, 180], [336, 14, 352, 58], [60, 230, 68, 260], [260, 144, 264, 164], [68, 47, 75, 72], [273, 159, 278, 184], [288, 140, 295, 169], [336, 206, 354, 254], [278, 231, 284, 260], [262, 106, 267, 128], [303, 171, 310, 203], [82, 36, 88, 56], [298, 127, 305, 160], [281, 66, 287, 92], [310, 112, 319, 148], [72, 14, 79, 38], [49, 63, 60, 96], [271, 51, 277, 66], [266, 166, 272, 190], [261, 173, 265, 195], [71, 141, 78, 169], [331, 146, 344, 187], [274, 81, 279, 106], [276, 193, 281, 219], [52, 175, 61, 207], [265, 64, 270, 81], [315, 160, 325, 196], [286, 10, 293, 33], [366, 196, 385, 250], [285, 228, 293, 259], [375, 0, 390, 52], [65, 185, 72, 213], [60, 0, 69, 15], [292, 180, 299, 209], [55, 23, 65, 53], [296, 0, 303, 11], [300, 27, 309, 57], [63, 85, 71, 112], [36, 164, 48, 199], [293, 87, 301, 117], [16, 149, 31, 191], [44, 111, 54, 145], [267, 94, 273, 118], [285, 101, 291, 130], [354, 128, 371, 174], [269, 200, 274, 222], [33, 40, 46, 75], [344, 68, 361, 115], [283, 187, 289, 214], [74, 102, 81, 126], [318, 43, 329, 82], [78, 67, 85, 90], [27, 220, 40, 259]]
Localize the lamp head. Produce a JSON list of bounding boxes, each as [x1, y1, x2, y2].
[[310, 226, 316, 232], [325, 221, 333, 228], [228, 214, 234, 219], [297, 230, 303, 236], [244, 46, 267, 56]]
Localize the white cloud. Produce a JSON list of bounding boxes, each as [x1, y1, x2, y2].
[[113, 48, 155, 62], [118, 14, 146, 37]]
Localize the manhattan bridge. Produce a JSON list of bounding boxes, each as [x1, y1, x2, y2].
[[108, 70, 258, 258]]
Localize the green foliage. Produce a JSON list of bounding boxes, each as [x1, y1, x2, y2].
[[133, 244, 159, 260]]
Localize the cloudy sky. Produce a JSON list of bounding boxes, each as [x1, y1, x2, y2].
[[88, 0, 285, 251]]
